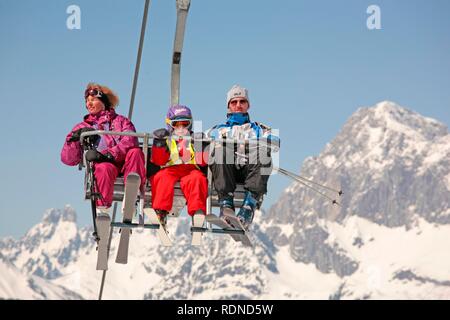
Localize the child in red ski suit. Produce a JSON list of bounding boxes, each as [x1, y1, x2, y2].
[[150, 105, 208, 226]]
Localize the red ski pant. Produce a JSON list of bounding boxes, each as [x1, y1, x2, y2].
[[150, 164, 207, 216], [94, 148, 146, 208]]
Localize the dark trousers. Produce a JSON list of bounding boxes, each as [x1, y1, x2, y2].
[[209, 144, 272, 201]]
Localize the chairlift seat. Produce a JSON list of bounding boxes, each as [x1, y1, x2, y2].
[[85, 174, 249, 217]]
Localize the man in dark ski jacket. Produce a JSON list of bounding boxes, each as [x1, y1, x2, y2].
[[206, 85, 280, 230]]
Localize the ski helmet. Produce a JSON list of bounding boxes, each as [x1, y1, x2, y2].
[[165, 104, 193, 132]]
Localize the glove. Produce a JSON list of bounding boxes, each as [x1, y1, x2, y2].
[[69, 127, 95, 142], [85, 150, 115, 163], [153, 128, 170, 148], [69, 127, 100, 147], [153, 128, 170, 139]]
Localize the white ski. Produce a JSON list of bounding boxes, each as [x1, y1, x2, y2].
[[96, 214, 111, 270], [221, 215, 253, 247], [205, 214, 242, 243], [115, 173, 141, 264], [144, 207, 173, 246], [191, 212, 205, 246]]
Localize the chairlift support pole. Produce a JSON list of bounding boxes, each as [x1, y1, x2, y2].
[[128, 0, 151, 120], [171, 0, 191, 106]]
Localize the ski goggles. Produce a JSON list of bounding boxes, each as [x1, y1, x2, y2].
[[84, 88, 104, 99], [166, 118, 192, 128], [229, 99, 248, 106]]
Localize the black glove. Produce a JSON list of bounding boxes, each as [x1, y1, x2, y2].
[[85, 150, 114, 163], [69, 127, 94, 142], [153, 128, 170, 148], [153, 128, 170, 139], [69, 127, 100, 147]]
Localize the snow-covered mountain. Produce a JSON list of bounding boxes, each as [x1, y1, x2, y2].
[[0, 252, 82, 300], [1, 101, 450, 299]]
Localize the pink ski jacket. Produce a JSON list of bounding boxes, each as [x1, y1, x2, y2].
[[61, 110, 139, 166]]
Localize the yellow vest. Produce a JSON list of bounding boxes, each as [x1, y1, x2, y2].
[[164, 138, 199, 168]]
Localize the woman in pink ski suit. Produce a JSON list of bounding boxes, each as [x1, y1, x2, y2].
[[61, 83, 146, 210]]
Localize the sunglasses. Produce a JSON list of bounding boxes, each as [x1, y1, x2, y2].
[[84, 88, 103, 99], [229, 99, 248, 106], [169, 119, 192, 128]]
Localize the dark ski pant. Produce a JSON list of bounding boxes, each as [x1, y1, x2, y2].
[[209, 144, 272, 201]]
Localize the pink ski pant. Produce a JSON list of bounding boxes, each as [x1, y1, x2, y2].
[[93, 148, 146, 208]]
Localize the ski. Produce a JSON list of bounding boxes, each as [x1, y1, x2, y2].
[[170, 0, 191, 106], [191, 212, 205, 246], [144, 207, 173, 246], [96, 214, 111, 270], [205, 214, 243, 243], [221, 215, 253, 247], [115, 173, 141, 264]]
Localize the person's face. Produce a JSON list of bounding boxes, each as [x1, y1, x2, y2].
[[85, 95, 106, 115], [228, 97, 249, 113], [172, 120, 190, 136]]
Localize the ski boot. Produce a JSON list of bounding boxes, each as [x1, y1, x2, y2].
[[192, 210, 206, 228], [191, 210, 206, 246], [218, 196, 235, 225], [95, 206, 111, 270], [96, 206, 111, 218], [95, 206, 111, 241], [155, 209, 169, 228], [236, 191, 258, 230]]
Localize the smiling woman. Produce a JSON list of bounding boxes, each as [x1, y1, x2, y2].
[[84, 83, 120, 112], [61, 82, 146, 212]]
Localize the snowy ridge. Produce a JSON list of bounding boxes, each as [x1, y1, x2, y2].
[[1, 206, 91, 279], [271, 101, 450, 227], [1, 101, 450, 299], [0, 252, 82, 300]]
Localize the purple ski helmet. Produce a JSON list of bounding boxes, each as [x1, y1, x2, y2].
[[165, 104, 193, 132]]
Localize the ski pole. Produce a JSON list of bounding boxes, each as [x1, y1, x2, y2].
[[275, 167, 343, 196], [276, 168, 341, 206], [82, 135, 102, 243], [86, 157, 100, 242]]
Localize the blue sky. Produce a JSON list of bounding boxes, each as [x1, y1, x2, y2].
[[1, 0, 449, 238]]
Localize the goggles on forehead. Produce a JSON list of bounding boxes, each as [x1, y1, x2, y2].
[[166, 118, 192, 128], [84, 88, 104, 99]]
